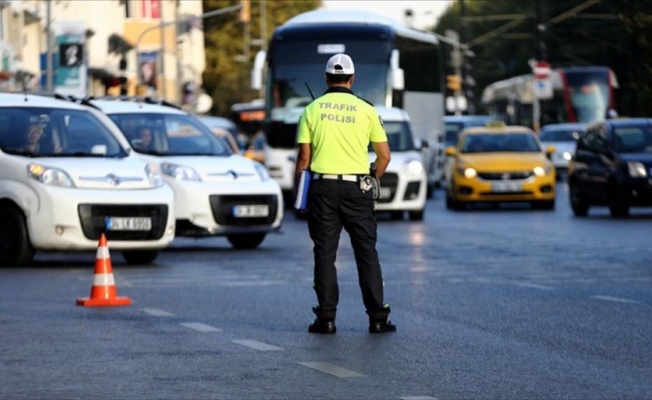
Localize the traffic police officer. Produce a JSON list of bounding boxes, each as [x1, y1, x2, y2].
[[294, 53, 395, 334]]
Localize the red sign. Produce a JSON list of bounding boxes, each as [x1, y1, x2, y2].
[[533, 60, 552, 80]]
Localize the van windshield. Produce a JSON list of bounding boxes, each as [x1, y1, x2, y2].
[[0, 107, 127, 158]]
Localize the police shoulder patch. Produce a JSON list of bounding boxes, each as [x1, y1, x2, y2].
[[378, 115, 384, 127]]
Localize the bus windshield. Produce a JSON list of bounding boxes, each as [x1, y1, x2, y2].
[[564, 70, 611, 124], [273, 63, 388, 108]]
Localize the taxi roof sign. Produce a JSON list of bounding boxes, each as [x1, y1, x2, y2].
[[485, 121, 506, 128]]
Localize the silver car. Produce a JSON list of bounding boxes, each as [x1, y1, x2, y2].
[[539, 123, 585, 177]]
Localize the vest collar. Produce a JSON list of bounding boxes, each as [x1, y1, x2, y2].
[[324, 86, 354, 95]]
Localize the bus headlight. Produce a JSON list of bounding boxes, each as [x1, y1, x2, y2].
[[161, 162, 201, 181], [627, 161, 648, 178], [28, 163, 75, 187]]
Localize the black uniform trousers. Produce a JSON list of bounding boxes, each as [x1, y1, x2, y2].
[[307, 177, 390, 321]]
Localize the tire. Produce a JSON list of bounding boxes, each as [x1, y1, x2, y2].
[[609, 199, 629, 218], [445, 187, 465, 211], [408, 209, 424, 221], [0, 205, 35, 267], [569, 182, 589, 217], [122, 250, 159, 265], [227, 233, 266, 249]]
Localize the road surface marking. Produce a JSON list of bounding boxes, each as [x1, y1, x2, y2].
[[232, 340, 283, 351], [399, 396, 439, 400], [180, 322, 222, 332], [516, 282, 555, 290], [298, 362, 365, 378], [591, 295, 640, 304], [141, 308, 174, 316]]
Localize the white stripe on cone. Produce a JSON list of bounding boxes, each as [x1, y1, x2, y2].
[[96, 246, 110, 259], [92, 273, 116, 286]]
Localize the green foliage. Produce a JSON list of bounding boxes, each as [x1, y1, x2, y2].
[[434, 0, 652, 116], [202, 0, 321, 116]]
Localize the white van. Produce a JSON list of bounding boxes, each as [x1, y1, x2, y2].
[[0, 93, 175, 266], [372, 107, 428, 220], [87, 98, 284, 249]]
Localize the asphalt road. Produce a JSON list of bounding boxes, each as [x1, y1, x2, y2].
[[1, 183, 651, 400]]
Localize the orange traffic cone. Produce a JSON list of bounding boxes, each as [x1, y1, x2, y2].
[[76, 233, 132, 307]]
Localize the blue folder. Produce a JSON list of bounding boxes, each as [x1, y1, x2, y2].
[[294, 169, 311, 212]]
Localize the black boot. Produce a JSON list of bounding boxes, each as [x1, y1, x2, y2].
[[369, 319, 396, 333], [308, 319, 336, 334]]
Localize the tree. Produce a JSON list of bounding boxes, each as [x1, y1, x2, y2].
[[202, 0, 321, 116]]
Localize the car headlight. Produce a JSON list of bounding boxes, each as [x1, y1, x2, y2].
[[533, 165, 552, 176], [404, 159, 423, 176], [161, 162, 201, 181], [627, 161, 648, 178], [562, 151, 572, 161], [145, 163, 165, 187], [27, 163, 75, 187], [457, 167, 476, 179], [254, 161, 270, 180]]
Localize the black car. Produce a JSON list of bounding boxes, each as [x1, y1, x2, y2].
[[568, 118, 652, 217]]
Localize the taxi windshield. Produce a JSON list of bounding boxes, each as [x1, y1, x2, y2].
[[461, 133, 541, 153]]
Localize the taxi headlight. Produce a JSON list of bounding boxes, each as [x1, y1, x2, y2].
[[27, 163, 74, 187], [254, 161, 270, 180], [161, 162, 201, 181], [533, 165, 552, 177], [627, 161, 648, 178], [145, 163, 165, 187], [404, 160, 423, 176], [459, 167, 476, 179]]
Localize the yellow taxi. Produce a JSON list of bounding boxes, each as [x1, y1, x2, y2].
[[444, 122, 556, 210]]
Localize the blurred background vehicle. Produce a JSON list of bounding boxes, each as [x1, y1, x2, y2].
[[444, 115, 494, 148], [568, 118, 652, 218], [84, 97, 284, 250], [197, 115, 241, 154], [372, 107, 428, 221], [240, 131, 266, 164], [538, 122, 585, 178], [445, 122, 556, 211], [0, 93, 175, 266]]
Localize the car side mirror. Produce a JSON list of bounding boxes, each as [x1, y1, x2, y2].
[[420, 139, 429, 150], [445, 146, 456, 156]]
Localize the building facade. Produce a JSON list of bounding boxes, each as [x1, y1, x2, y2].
[[0, 0, 205, 106]]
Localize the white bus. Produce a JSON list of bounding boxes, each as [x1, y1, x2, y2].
[[251, 9, 446, 201]]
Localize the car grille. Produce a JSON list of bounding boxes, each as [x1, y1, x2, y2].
[[378, 173, 398, 204], [477, 171, 533, 180], [209, 195, 278, 226], [78, 204, 169, 241]]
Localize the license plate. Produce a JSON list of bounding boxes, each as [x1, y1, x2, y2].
[[380, 187, 391, 199], [232, 204, 269, 218], [105, 217, 152, 231], [491, 182, 523, 193]]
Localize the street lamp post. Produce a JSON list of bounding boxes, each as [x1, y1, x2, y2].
[[134, 4, 242, 97]]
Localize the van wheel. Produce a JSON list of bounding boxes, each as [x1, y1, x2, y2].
[[0, 205, 35, 266], [569, 182, 589, 217], [122, 250, 159, 265], [227, 233, 266, 249]]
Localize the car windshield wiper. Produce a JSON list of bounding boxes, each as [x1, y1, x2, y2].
[[135, 149, 165, 156], [168, 152, 217, 156]]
